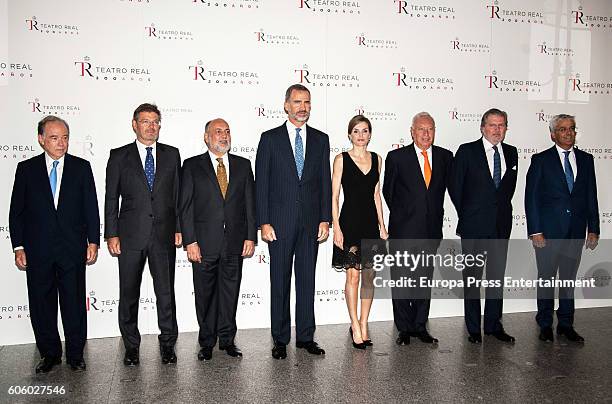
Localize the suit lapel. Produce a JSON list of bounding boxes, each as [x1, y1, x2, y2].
[[573, 148, 586, 188], [280, 123, 300, 180], [56, 154, 70, 211], [547, 146, 571, 194], [36, 153, 56, 210], [200, 152, 224, 200], [225, 154, 237, 200], [500, 142, 514, 182], [302, 125, 317, 181], [476, 140, 497, 190], [128, 142, 149, 190], [407, 143, 427, 190]]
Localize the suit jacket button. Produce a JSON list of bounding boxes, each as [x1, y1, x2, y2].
[[149, 214, 154, 218], [566, 209, 570, 214]]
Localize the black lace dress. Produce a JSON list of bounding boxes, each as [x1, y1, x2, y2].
[[332, 152, 384, 270]]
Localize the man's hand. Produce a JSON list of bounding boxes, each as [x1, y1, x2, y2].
[[261, 224, 277, 242], [585, 233, 599, 250], [107, 236, 121, 255], [187, 242, 202, 263], [175, 233, 182, 248], [242, 240, 255, 257], [531, 233, 546, 249], [317, 222, 330, 242], [15, 250, 27, 271], [86, 243, 99, 265]]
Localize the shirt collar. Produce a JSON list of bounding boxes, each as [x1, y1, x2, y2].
[[286, 120, 306, 137], [136, 139, 156, 152], [45, 153, 65, 167], [482, 136, 501, 151], [413, 143, 432, 155], [555, 144, 574, 155]]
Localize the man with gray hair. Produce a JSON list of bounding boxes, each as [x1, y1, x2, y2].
[[180, 118, 256, 361], [9, 115, 100, 373], [525, 114, 599, 343], [383, 112, 453, 345]]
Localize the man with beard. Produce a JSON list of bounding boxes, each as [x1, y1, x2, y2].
[[179, 118, 256, 361], [256, 84, 332, 359], [105, 103, 182, 366]]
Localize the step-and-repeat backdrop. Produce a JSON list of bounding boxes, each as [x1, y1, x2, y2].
[[0, 0, 610, 346]]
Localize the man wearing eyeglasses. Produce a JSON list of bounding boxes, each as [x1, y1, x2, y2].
[[104, 103, 182, 366], [525, 114, 600, 343]]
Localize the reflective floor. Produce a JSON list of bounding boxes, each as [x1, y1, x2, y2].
[[1, 308, 611, 403]]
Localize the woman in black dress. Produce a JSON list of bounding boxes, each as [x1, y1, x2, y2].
[[332, 115, 388, 349]]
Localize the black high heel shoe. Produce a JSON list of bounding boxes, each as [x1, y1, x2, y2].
[[363, 339, 373, 347], [349, 326, 367, 350]]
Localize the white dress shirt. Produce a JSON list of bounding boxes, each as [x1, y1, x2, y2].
[[45, 153, 65, 209], [482, 137, 506, 179], [136, 140, 156, 172], [555, 144, 577, 180], [209, 151, 230, 180], [414, 143, 433, 179], [286, 121, 307, 156]]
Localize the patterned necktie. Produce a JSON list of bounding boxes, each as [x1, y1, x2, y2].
[[493, 144, 501, 188], [295, 127, 304, 179], [144, 146, 155, 192], [421, 150, 431, 188], [216, 157, 228, 199], [49, 160, 59, 198], [563, 150, 574, 193]]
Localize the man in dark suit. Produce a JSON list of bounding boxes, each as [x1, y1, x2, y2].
[[525, 114, 599, 343], [180, 118, 256, 361], [383, 112, 453, 345], [449, 108, 518, 344], [9, 115, 100, 373], [105, 103, 182, 365], [255, 84, 332, 359]]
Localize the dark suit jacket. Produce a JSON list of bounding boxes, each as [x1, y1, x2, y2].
[[179, 152, 256, 257], [449, 139, 518, 239], [9, 153, 100, 268], [255, 122, 332, 238], [383, 144, 453, 239], [104, 142, 181, 250], [525, 145, 599, 239]]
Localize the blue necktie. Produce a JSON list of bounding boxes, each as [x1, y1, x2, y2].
[[563, 150, 574, 193], [145, 146, 155, 191], [49, 160, 59, 198], [295, 127, 304, 179], [492, 144, 501, 188]]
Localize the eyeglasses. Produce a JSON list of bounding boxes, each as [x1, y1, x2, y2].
[[137, 120, 161, 126], [555, 126, 576, 134]]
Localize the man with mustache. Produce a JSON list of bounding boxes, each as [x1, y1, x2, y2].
[[256, 84, 332, 359], [179, 118, 256, 361], [105, 103, 182, 366]]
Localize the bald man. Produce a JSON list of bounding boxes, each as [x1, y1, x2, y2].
[[179, 118, 256, 360]]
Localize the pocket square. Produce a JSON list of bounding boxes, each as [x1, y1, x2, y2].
[[512, 165, 517, 170]]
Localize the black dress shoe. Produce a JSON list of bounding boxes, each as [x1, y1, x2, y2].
[[198, 347, 213, 361], [349, 327, 366, 350], [557, 327, 584, 342], [468, 333, 482, 344], [123, 348, 140, 366], [35, 356, 61, 373], [160, 346, 177, 364], [485, 330, 516, 343], [416, 331, 438, 344], [220, 344, 243, 357], [296, 341, 325, 355], [396, 333, 410, 346], [539, 327, 554, 342], [272, 343, 287, 359], [68, 359, 87, 372]]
